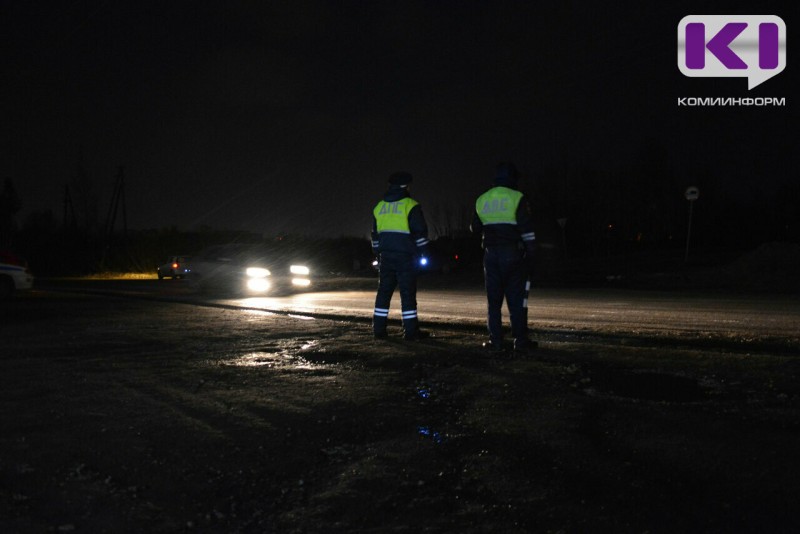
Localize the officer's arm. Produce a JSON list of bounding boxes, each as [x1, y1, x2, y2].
[[516, 196, 536, 256], [408, 205, 430, 255], [371, 217, 380, 254], [470, 210, 483, 234]]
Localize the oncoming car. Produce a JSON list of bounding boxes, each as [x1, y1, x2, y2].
[[0, 250, 34, 298], [188, 244, 313, 295], [157, 255, 192, 280]]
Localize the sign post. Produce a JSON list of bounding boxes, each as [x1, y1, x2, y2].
[[684, 186, 700, 262]]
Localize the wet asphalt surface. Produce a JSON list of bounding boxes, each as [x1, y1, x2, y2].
[[2, 280, 800, 532], [35, 276, 800, 354]]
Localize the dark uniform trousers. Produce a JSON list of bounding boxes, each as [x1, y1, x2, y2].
[[483, 246, 530, 345], [373, 252, 418, 338]]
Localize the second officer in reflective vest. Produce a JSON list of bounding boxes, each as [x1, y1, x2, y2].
[[371, 171, 430, 340], [471, 162, 537, 353]]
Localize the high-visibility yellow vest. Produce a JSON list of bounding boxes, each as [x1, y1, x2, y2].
[[374, 197, 418, 233], [476, 186, 522, 225]]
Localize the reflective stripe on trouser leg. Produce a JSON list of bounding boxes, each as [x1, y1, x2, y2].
[[518, 278, 530, 340], [401, 309, 417, 320], [401, 309, 418, 338], [522, 279, 530, 308], [373, 307, 390, 333], [507, 267, 529, 342], [484, 250, 504, 343], [374, 264, 396, 334], [397, 266, 419, 337]]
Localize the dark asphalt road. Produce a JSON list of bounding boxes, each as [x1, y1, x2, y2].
[[35, 277, 800, 354]]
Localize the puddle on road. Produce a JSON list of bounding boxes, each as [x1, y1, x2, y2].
[[220, 352, 338, 375], [288, 314, 315, 321], [225, 352, 286, 368], [216, 338, 360, 371], [240, 304, 316, 322], [300, 350, 361, 365]]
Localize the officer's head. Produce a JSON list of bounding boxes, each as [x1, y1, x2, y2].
[[388, 171, 413, 189], [494, 162, 519, 187]]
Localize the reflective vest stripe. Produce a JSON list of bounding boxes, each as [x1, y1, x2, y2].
[[476, 187, 523, 226], [374, 198, 419, 234]]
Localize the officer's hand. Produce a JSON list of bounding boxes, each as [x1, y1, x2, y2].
[[524, 250, 536, 274]]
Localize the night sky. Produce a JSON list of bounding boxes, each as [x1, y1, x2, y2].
[[3, 1, 797, 239]]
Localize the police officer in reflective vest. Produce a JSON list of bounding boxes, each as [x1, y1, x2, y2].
[[371, 171, 430, 340], [471, 162, 537, 352]]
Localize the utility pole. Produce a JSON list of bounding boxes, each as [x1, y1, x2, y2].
[[101, 167, 129, 270], [104, 166, 128, 239]]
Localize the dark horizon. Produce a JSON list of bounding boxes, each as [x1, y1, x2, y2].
[[3, 1, 797, 241]]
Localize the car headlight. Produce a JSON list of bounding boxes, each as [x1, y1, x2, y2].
[[247, 278, 271, 292], [290, 265, 310, 275], [246, 267, 270, 278]]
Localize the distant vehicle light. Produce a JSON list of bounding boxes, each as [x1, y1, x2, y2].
[[290, 265, 310, 275], [419, 257, 428, 266], [247, 278, 271, 292], [291, 278, 311, 287], [246, 267, 270, 278]]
